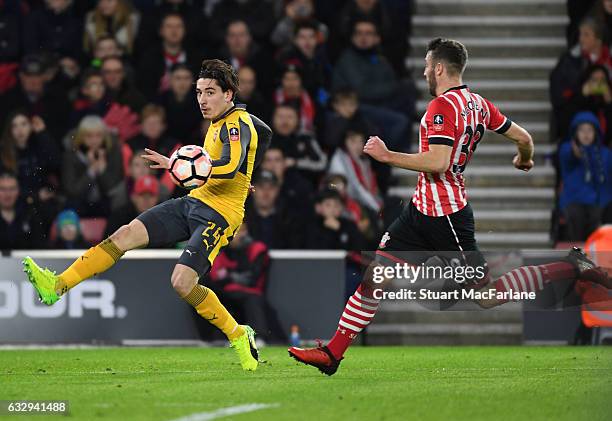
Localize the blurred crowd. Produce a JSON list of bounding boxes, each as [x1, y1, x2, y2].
[[551, 0, 612, 242], [0, 0, 416, 253]]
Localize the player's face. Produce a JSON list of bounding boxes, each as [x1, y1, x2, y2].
[[196, 78, 233, 120], [605, 0, 612, 13], [424, 51, 438, 97], [11, 114, 32, 147]]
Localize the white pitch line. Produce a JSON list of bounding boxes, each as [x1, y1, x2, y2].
[[169, 403, 280, 421]]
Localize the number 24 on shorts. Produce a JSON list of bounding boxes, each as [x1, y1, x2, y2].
[[202, 222, 221, 250]]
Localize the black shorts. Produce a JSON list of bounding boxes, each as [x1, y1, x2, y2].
[[376, 201, 487, 279], [137, 196, 234, 276]]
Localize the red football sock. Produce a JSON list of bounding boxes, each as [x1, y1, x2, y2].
[[494, 261, 577, 303], [327, 283, 380, 359]]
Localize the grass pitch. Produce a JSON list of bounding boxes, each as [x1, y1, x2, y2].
[[1, 346, 610, 421]]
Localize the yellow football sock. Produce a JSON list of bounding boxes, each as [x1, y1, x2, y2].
[[183, 285, 245, 341], [55, 238, 124, 295]]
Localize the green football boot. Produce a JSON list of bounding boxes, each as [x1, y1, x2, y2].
[[229, 325, 259, 371], [22, 257, 60, 305]]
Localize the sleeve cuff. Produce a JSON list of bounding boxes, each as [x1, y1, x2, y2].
[[494, 118, 512, 134], [428, 137, 454, 146]]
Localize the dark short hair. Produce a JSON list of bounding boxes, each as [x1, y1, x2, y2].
[[80, 68, 102, 87], [426, 38, 468, 76], [198, 59, 239, 99], [170, 63, 192, 74], [294, 20, 319, 37], [316, 188, 343, 204], [0, 171, 18, 182], [352, 18, 379, 36]]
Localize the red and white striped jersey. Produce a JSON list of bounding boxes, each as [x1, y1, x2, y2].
[[412, 85, 511, 216]]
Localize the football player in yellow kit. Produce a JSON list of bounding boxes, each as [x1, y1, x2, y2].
[[23, 59, 272, 371]]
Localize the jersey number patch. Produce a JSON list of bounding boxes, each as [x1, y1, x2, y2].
[[453, 124, 485, 173]]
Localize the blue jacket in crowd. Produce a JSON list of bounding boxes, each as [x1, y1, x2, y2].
[[559, 111, 612, 209]]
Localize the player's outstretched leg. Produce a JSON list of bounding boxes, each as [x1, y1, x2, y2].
[[22, 220, 146, 305], [475, 247, 611, 309], [289, 262, 384, 376], [175, 267, 259, 371]]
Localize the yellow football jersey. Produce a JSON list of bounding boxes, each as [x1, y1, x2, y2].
[[189, 104, 272, 229]]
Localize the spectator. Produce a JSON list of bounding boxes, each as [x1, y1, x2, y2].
[[277, 20, 330, 102], [325, 88, 409, 152], [271, 104, 327, 184], [51, 209, 90, 249], [83, 0, 140, 56], [0, 54, 71, 144], [0, 1, 20, 71], [23, 0, 83, 64], [91, 34, 123, 67], [208, 223, 275, 343], [245, 170, 303, 249], [135, 0, 209, 56], [560, 65, 612, 144], [104, 174, 160, 236], [0, 172, 46, 250], [62, 115, 125, 217], [551, 18, 612, 135], [305, 188, 365, 250], [155, 63, 201, 143], [271, 0, 328, 49], [323, 173, 376, 243], [127, 104, 178, 155], [593, 0, 612, 40], [329, 128, 382, 214], [70, 68, 110, 127], [567, 0, 598, 46], [236, 66, 271, 123], [136, 12, 201, 98], [274, 65, 316, 133], [335, 0, 407, 74], [558, 111, 612, 241], [332, 19, 415, 119], [0, 112, 60, 204], [125, 149, 171, 199], [260, 146, 314, 216], [209, 0, 276, 47], [218, 20, 274, 96], [101, 56, 146, 113]]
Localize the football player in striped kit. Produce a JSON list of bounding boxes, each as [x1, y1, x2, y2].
[[289, 38, 612, 376]]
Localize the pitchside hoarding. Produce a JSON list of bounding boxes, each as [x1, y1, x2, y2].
[[0, 250, 347, 343]]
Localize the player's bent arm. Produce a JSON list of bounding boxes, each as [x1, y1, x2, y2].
[[502, 122, 534, 163], [210, 121, 250, 179], [384, 145, 453, 174]]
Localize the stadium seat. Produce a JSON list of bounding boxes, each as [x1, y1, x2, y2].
[[49, 218, 108, 245]]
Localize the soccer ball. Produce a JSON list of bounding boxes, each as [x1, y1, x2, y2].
[[168, 145, 212, 189]]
